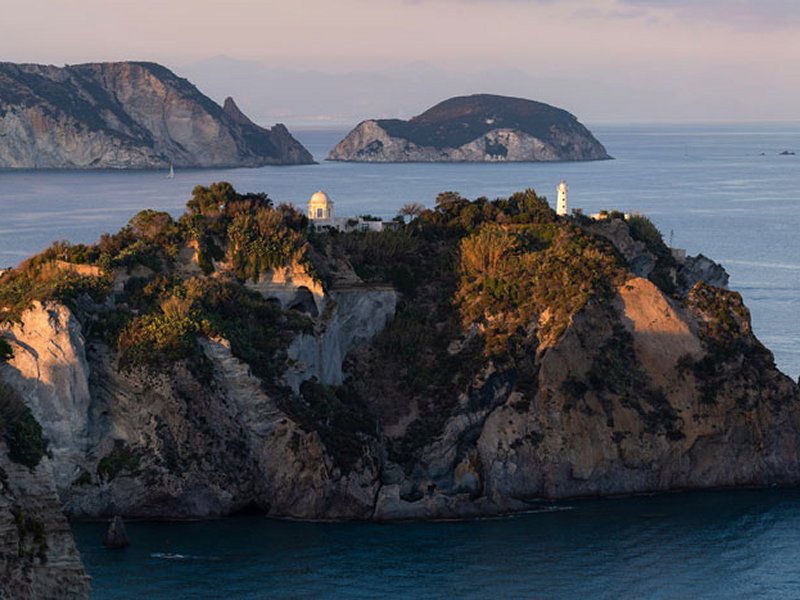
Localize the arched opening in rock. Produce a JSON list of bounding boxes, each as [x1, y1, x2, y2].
[[288, 287, 318, 317]]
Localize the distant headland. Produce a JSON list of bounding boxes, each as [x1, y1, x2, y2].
[[328, 94, 611, 162], [0, 61, 314, 169]]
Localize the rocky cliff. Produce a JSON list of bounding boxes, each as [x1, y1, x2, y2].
[[1, 184, 798, 523], [328, 94, 611, 162], [0, 365, 89, 598], [0, 62, 314, 168]]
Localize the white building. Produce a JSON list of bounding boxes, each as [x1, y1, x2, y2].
[[307, 190, 334, 222], [306, 191, 398, 232], [556, 180, 568, 216]]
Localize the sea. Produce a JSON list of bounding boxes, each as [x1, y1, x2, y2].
[[1, 123, 799, 597]]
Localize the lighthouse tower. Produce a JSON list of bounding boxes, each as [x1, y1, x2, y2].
[[556, 180, 568, 216]]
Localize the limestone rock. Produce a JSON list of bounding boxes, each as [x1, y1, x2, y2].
[[679, 253, 729, 292], [0, 302, 95, 492], [0, 445, 90, 599], [102, 516, 129, 548], [328, 94, 610, 162], [0, 61, 314, 168]]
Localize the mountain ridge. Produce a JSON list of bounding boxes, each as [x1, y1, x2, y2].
[[0, 61, 314, 168]]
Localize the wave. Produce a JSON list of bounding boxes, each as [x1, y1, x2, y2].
[[150, 552, 221, 561]]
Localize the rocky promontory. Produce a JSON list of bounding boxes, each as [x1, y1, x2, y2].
[[328, 94, 611, 162], [0, 61, 314, 168], [0, 184, 798, 525]]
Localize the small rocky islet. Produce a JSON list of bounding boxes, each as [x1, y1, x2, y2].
[[328, 94, 612, 162]]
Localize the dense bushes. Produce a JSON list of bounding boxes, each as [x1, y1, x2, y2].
[[457, 222, 624, 353], [115, 275, 311, 377], [227, 206, 309, 282], [0, 257, 110, 323]]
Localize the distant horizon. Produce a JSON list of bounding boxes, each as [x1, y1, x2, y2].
[[4, 0, 798, 124]]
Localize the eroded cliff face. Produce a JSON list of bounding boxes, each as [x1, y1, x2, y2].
[[0, 446, 90, 599], [0, 262, 392, 519], [282, 287, 397, 392], [366, 277, 800, 519], [0, 62, 314, 168], [0, 303, 94, 492]]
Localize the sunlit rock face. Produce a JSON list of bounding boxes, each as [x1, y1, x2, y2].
[[0, 61, 314, 168]]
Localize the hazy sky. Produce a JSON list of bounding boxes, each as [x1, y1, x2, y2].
[[4, 0, 799, 123]]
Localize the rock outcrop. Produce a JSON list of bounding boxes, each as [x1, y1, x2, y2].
[[0, 437, 89, 598], [0, 303, 94, 493], [679, 253, 729, 292], [0, 61, 314, 168], [328, 94, 610, 162]]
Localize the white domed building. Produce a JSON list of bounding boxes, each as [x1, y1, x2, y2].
[[307, 190, 334, 222], [304, 190, 400, 233]]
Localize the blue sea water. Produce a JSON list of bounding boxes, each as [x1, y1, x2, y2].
[[1, 124, 799, 597], [71, 489, 800, 599]]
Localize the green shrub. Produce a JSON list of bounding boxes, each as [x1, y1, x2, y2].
[[280, 381, 375, 472], [0, 260, 110, 323], [0, 381, 47, 469], [97, 440, 141, 482], [0, 338, 12, 362]]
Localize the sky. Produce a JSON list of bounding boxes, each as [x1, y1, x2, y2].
[[3, 0, 799, 124]]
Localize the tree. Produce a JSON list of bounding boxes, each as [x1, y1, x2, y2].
[[186, 182, 238, 217], [128, 210, 177, 241], [435, 191, 465, 207], [398, 202, 425, 221]]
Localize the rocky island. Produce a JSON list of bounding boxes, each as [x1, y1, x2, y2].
[[0, 61, 314, 168], [0, 181, 798, 548], [328, 94, 611, 162]]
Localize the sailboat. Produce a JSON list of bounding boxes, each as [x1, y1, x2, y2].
[[166, 164, 174, 179]]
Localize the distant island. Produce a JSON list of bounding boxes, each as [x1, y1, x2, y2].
[[0, 61, 314, 168], [328, 94, 611, 162]]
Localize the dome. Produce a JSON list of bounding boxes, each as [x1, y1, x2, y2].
[[307, 190, 334, 221], [308, 190, 333, 206]]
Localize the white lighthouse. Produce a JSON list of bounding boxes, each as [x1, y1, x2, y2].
[[556, 180, 568, 216]]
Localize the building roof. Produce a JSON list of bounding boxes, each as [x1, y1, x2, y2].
[[308, 190, 333, 206]]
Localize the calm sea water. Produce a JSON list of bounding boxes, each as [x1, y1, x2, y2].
[[0, 124, 797, 380], [1, 125, 798, 597], [72, 489, 800, 599]]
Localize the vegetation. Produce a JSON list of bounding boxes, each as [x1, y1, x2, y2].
[[115, 276, 311, 376], [682, 282, 771, 404], [97, 439, 141, 482], [0, 249, 110, 323], [0, 338, 12, 362], [281, 381, 376, 471], [0, 380, 47, 469], [11, 507, 47, 561], [457, 222, 624, 353], [627, 213, 678, 294]]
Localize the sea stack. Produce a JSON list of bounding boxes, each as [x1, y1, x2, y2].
[[328, 94, 611, 162], [103, 516, 130, 548]]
